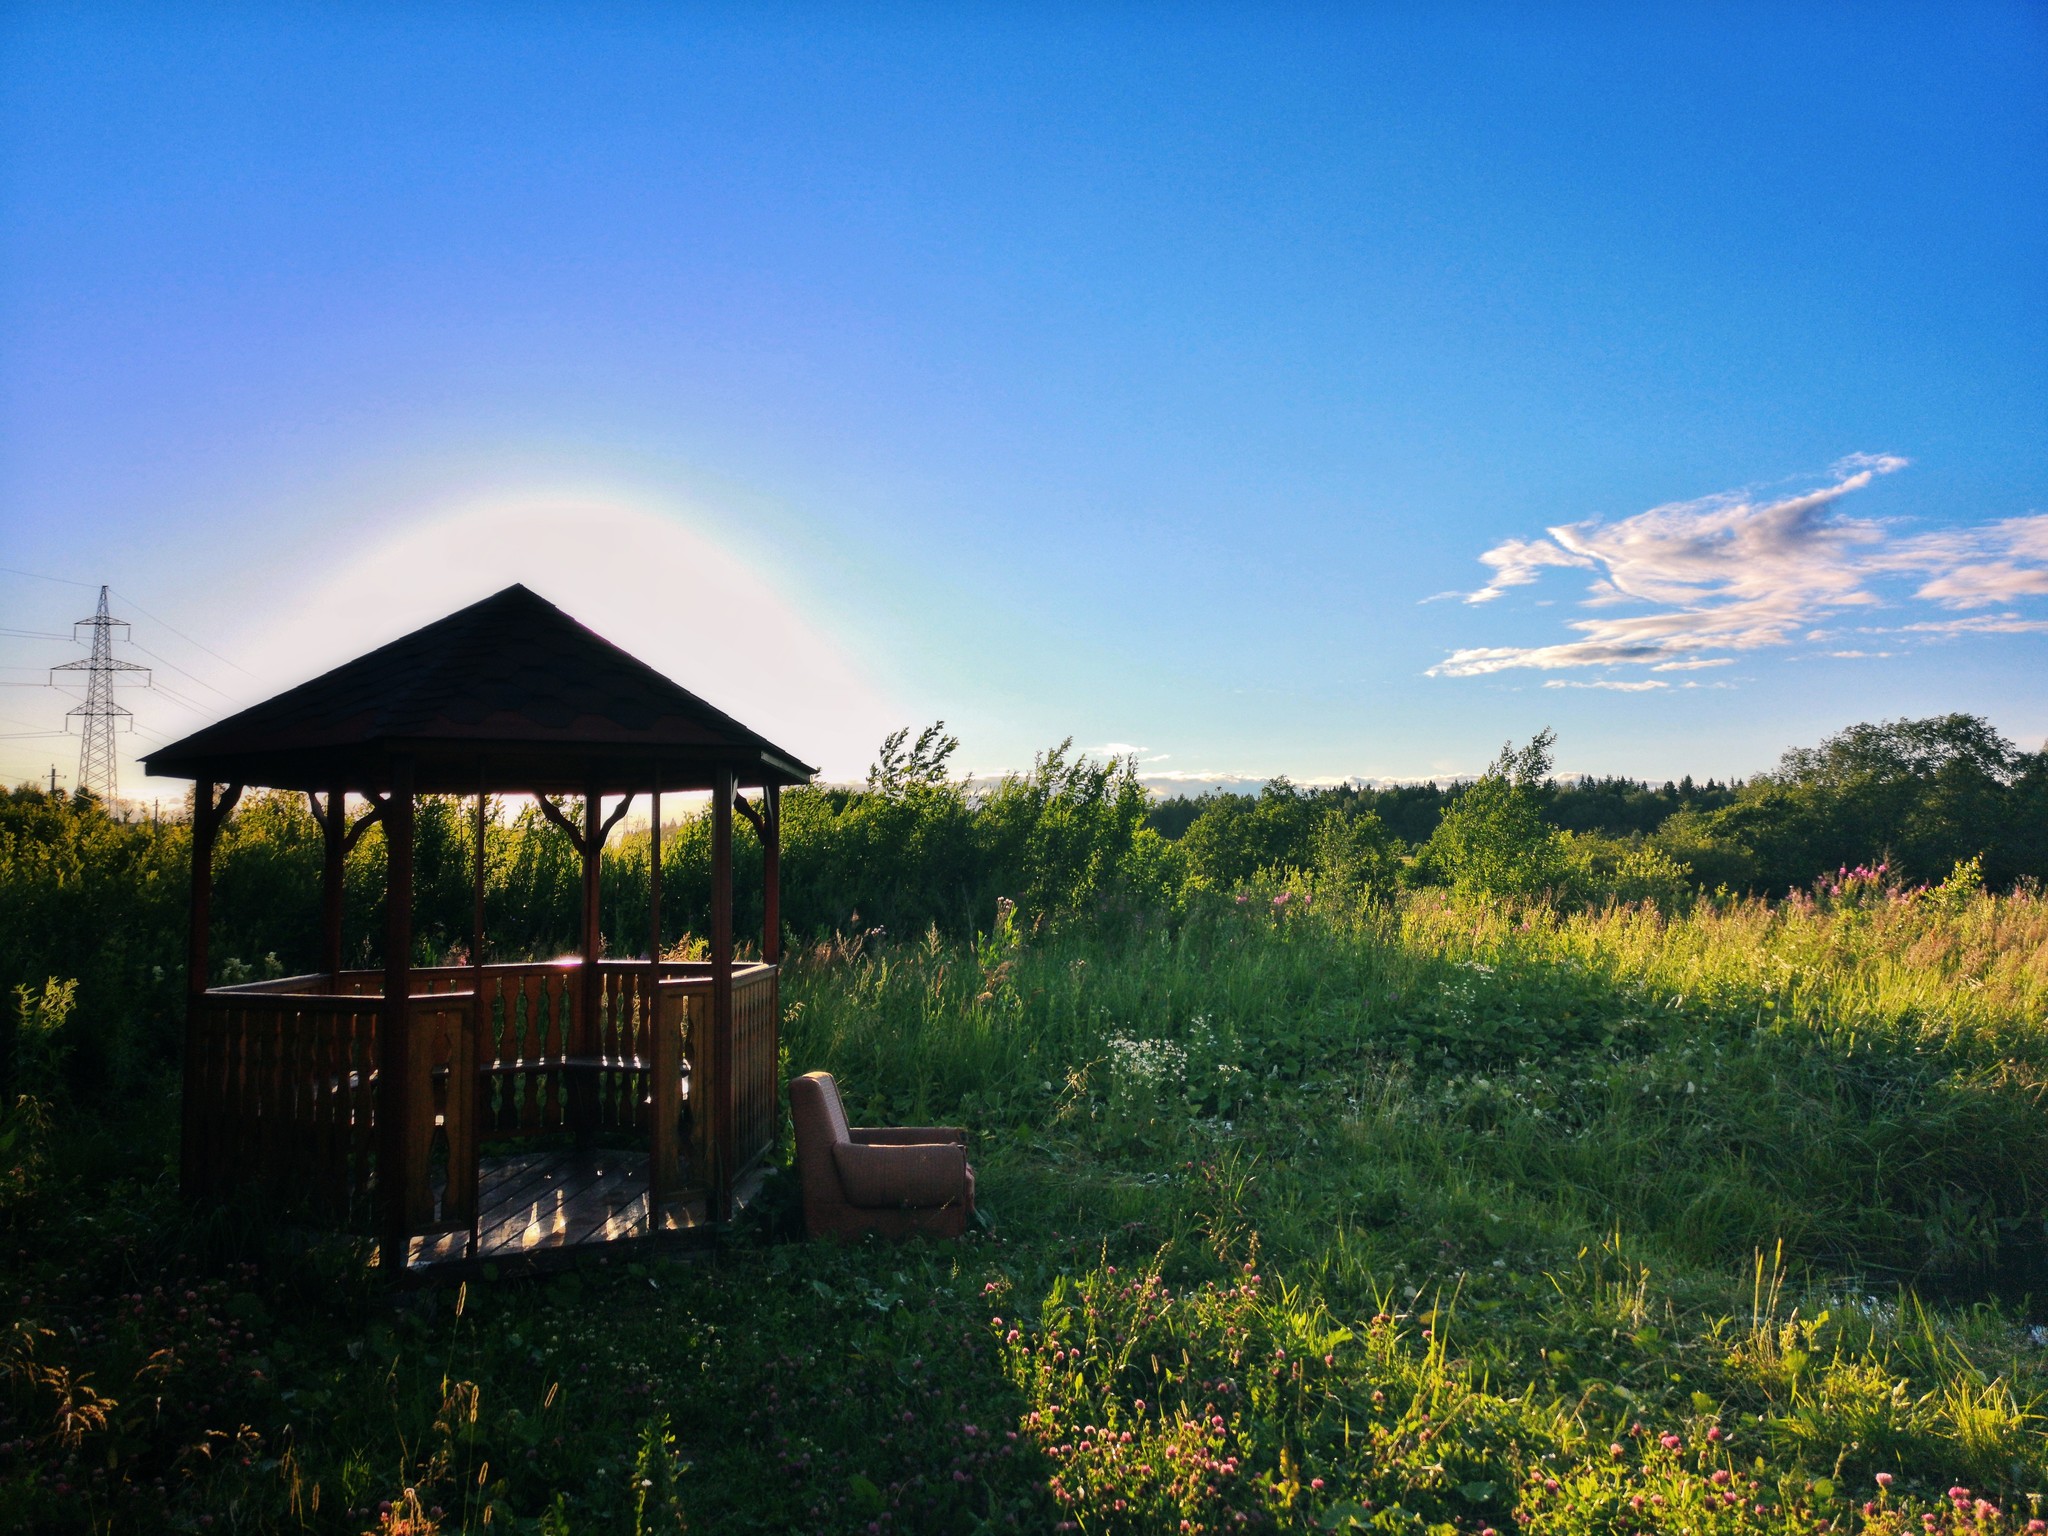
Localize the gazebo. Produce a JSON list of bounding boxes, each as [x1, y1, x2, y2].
[[144, 584, 814, 1274]]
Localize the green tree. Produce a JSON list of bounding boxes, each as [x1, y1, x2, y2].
[[1420, 729, 1568, 898]]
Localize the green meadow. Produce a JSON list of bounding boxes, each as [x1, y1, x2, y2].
[[3, 717, 2046, 1535]]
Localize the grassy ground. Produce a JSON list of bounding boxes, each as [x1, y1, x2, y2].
[[3, 887, 2045, 1534]]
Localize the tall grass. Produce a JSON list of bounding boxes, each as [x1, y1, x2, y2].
[[772, 887, 2048, 1522], [4, 880, 2043, 1530]]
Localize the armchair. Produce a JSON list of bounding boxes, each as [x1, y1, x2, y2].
[[788, 1071, 976, 1240]]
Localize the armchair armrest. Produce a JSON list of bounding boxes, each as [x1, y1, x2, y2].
[[850, 1126, 967, 1147], [831, 1140, 969, 1209]]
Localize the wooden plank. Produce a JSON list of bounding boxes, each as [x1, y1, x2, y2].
[[484, 1156, 607, 1254], [473, 1171, 571, 1255], [559, 1154, 644, 1248], [468, 1154, 562, 1233]]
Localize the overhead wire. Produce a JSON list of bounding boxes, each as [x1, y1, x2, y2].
[[110, 587, 260, 680], [2, 565, 259, 681], [128, 640, 236, 699], [146, 680, 213, 715], [0, 565, 95, 587]]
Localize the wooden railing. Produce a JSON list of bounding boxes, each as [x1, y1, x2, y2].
[[183, 959, 780, 1232], [731, 965, 779, 1176]]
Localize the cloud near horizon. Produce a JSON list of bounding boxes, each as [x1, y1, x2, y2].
[[1430, 456, 2048, 679]]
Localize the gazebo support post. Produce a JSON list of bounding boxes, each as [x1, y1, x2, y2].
[[710, 769, 735, 1220], [646, 774, 669, 1226], [377, 761, 416, 1274], [762, 784, 782, 1163], [763, 784, 781, 964], [572, 784, 602, 1147], [180, 780, 238, 1198], [319, 785, 346, 986], [466, 782, 488, 1257], [472, 787, 487, 972]]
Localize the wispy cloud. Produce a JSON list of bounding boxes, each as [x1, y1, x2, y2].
[[1429, 456, 2048, 679], [1886, 614, 2048, 637], [1542, 678, 1667, 692]]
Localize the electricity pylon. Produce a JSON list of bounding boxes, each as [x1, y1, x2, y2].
[[51, 586, 149, 804]]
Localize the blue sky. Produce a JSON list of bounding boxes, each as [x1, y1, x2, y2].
[[2, 4, 2044, 796]]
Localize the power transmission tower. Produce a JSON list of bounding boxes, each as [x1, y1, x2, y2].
[[51, 586, 149, 805]]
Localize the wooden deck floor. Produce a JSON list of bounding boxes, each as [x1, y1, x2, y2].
[[404, 1148, 712, 1272]]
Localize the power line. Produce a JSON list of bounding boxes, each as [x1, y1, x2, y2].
[[0, 565, 95, 587], [147, 679, 213, 715], [1, 565, 258, 681], [126, 639, 236, 699], [110, 587, 259, 680]]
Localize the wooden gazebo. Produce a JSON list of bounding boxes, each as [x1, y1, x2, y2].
[[144, 584, 814, 1273]]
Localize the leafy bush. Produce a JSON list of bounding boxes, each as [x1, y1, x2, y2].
[[1418, 730, 1570, 898]]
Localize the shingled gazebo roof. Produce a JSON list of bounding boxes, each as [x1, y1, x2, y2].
[[143, 584, 816, 794]]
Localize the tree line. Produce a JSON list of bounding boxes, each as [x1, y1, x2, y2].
[[3, 712, 2040, 1096]]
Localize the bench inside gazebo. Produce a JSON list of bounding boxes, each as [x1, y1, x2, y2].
[[144, 584, 812, 1276]]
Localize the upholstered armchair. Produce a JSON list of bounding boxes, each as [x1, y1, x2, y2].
[[788, 1071, 976, 1240]]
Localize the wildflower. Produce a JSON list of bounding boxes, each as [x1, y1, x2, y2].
[[1610, 1442, 1625, 1458], [1877, 1474, 1894, 1490], [1312, 1478, 1326, 1491], [1660, 1433, 1682, 1450]]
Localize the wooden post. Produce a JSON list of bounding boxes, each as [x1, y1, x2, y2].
[[377, 760, 416, 1274], [647, 770, 669, 1223], [472, 786, 487, 970], [710, 768, 735, 1220], [180, 782, 225, 1198], [572, 782, 602, 1146], [462, 780, 488, 1253], [763, 783, 782, 964], [648, 776, 663, 966], [320, 784, 346, 986], [762, 783, 782, 1163]]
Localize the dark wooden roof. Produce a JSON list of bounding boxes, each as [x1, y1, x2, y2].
[[143, 584, 816, 794]]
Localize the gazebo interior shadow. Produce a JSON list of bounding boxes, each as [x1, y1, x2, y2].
[[145, 584, 810, 1276]]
